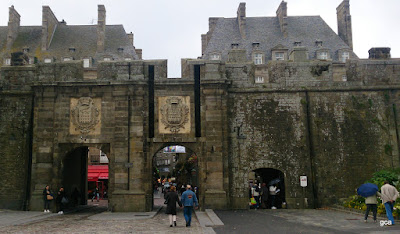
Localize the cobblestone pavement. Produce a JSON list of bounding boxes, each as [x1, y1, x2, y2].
[[1, 196, 205, 233]]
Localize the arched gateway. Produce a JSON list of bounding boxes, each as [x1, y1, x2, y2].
[[28, 63, 229, 212]]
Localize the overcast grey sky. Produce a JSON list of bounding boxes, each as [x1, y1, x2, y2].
[[0, 0, 398, 77]]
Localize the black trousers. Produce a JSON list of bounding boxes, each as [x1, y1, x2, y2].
[[365, 204, 377, 220]]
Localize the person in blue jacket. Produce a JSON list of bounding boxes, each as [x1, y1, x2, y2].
[[181, 184, 198, 227]]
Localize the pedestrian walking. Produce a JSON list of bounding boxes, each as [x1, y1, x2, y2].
[[42, 185, 53, 213], [364, 191, 381, 222], [260, 183, 269, 209], [181, 185, 198, 227], [56, 187, 67, 214], [164, 186, 182, 227], [269, 183, 279, 209], [380, 181, 399, 225], [92, 187, 100, 202]]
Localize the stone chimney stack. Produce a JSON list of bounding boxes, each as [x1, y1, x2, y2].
[[368, 47, 391, 59], [237, 3, 246, 39], [276, 1, 288, 38], [336, 0, 353, 50], [6, 5, 20, 50], [127, 32, 134, 46], [41, 6, 59, 51], [97, 5, 106, 53]]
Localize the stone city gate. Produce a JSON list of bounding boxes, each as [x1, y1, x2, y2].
[[24, 61, 229, 212]]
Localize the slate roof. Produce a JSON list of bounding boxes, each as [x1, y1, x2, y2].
[[203, 16, 358, 62], [0, 23, 138, 64]]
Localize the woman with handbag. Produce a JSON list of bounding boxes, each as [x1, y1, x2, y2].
[[56, 187, 67, 214], [164, 186, 182, 227], [42, 185, 53, 213]]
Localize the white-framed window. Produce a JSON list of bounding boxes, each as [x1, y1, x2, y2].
[[253, 53, 263, 65], [318, 51, 328, 60], [342, 75, 347, 82], [210, 54, 221, 60], [63, 57, 72, 62], [83, 58, 90, 68], [124, 58, 132, 61], [103, 57, 112, 61], [255, 76, 264, 83], [44, 58, 52, 63], [29, 57, 34, 64], [341, 51, 350, 62], [275, 52, 285, 61], [4, 58, 11, 65]]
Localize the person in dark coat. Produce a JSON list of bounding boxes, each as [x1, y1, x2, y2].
[[56, 187, 66, 214], [42, 185, 53, 213], [165, 186, 182, 227], [260, 183, 269, 209]]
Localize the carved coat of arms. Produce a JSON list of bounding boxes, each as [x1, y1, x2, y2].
[[71, 97, 100, 134], [160, 96, 189, 133]]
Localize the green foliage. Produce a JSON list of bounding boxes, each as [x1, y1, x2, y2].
[[343, 168, 400, 218]]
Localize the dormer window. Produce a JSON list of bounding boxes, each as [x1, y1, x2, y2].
[[22, 47, 30, 53], [274, 52, 285, 61], [69, 47, 76, 53], [341, 51, 350, 62], [294, 41, 302, 47], [63, 57, 73, 62], [29, 57, 35, 64], [210, 53, 221, 60], [253, 53, 263, 65], [252, 43, 260, 49], [317, 51, 329, 60], [118, 47, 124, 53], [103, 57, 112, 61], [4, 58, 11, 65], [83, 58, 91, 68], [44, 58, 52, 63], [124, 57, 132, 61], [231, 43, 239, 49], [315, 40, 323, 47]]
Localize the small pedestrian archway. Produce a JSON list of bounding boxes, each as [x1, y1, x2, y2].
[[152, 145, 199, 208], [60, 144, 110, 209], [249, 168, 286, 209]]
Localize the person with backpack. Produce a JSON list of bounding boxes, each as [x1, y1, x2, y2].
[[251, 183, 260, 209]]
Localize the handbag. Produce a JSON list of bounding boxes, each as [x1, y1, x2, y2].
[[61, 197, 69, 204], [47, 194, 53, 200], [250, 197, 257, 205]]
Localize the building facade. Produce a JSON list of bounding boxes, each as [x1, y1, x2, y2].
[[1, 0, 400, 211]]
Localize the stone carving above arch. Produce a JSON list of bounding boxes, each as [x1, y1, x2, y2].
[[158, 96, 190, 134], [70, 97, 101, 135]]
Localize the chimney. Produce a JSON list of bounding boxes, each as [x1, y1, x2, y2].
[[368, 47, 391, 59], [127, 32, 134, 46], [336, 0, 353, 50], [276, 1, 288, 38], [41, 6, 59, 51], [135, 49, 142, 60], [97, 5, 106, 53], [6, 5, 20, 50], [237, 3, 246, 39], [201, 34, 207, 55]]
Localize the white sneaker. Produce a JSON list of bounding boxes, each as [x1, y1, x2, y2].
[[44, 210, 47, 213], [271, 206, 277, 209], [60, 211, 63, 214], [58, 211, 61, 214]]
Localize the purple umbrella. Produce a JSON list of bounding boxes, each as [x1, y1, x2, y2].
[[357, 183, 379, 197]]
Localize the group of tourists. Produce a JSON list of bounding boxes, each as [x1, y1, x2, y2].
[[363, 181, 399, 225], [164, 184, 198, 227], [249, 181, 284, 209], [42, 185, 69, 214]]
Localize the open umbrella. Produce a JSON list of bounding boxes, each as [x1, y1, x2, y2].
[[357, 183, 378, 197], [268, 178, 281, 186]]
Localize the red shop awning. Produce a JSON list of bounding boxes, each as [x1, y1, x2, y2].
[[88, 165, 108, 182]]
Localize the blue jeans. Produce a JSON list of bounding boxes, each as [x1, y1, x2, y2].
[[384, 202, 395, 224], [183, 206, 193, 226]]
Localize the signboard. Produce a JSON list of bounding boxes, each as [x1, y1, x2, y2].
[[300, 176, 307, 187]]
